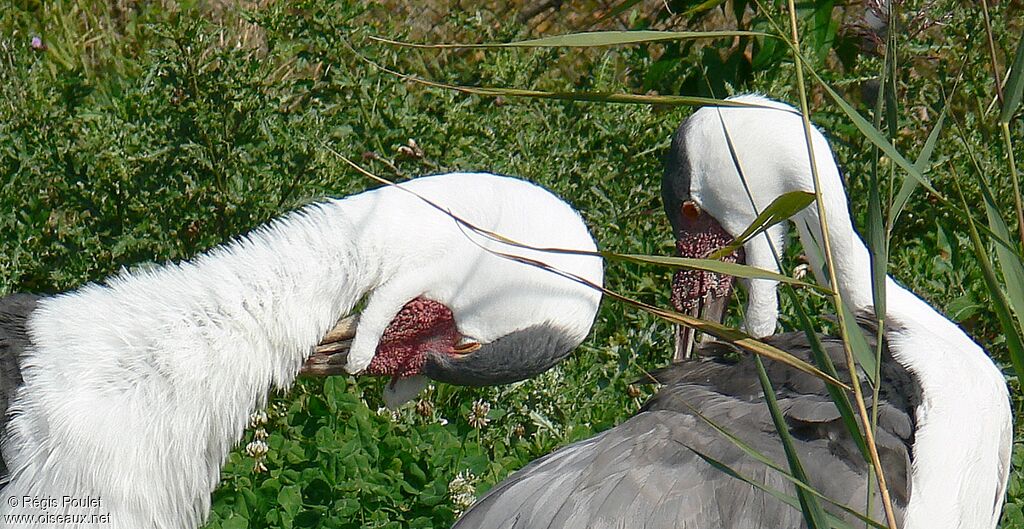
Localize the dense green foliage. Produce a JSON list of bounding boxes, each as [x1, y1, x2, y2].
[[1, 1, 1022, 528]]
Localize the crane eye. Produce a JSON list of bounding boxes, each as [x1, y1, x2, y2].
[[681, 200, 701, 220]]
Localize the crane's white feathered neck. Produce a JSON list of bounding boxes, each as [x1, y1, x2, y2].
[[685, 95, 1011, 529], [0, 173, 603, 529], [3, 198, 371, 529]]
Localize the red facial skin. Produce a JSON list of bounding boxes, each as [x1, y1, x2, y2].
[[670, 204, 744, 312], [365, 298, 460, 378]]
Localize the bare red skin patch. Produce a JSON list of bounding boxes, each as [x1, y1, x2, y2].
[[670, 220, 744, 313], [365, 298, 459, 378]]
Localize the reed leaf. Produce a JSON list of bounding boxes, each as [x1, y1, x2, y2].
[[603, 253, 830, 293], [681, 397, 885, 528], [597, 288, 847, 389], [327, 146, 850, 390], [755, 355, 830, 528], [803, 67, 942, 200], [981, 183, 1024, 330], [999, 34, 1024, 124], [956, 179, 1024, 382], [706, 191, 816, 260], [688, 448, 863, 529], [787, 287, 869, 460], [890, 108, 946, 226], [371, 30, 770, 49], [837, 300, 878, 386]]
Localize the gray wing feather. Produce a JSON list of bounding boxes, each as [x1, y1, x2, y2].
[[0, 293, 40, 488], [455, 330, 914, 529]]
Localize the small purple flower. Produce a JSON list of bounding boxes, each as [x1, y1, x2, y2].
[[31, 36, 46, 51]]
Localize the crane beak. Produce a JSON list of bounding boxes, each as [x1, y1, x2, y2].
[[669, 201, 742, 360], [422, 325, 577, 386], [299, 314, 359, 376], [675, 290, 730, 360]]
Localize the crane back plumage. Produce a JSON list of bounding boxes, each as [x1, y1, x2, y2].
[[454, 325, 916, 529]]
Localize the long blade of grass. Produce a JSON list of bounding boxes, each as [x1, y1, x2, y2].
[[688, 448, 859, 529], [838, 300, 878, 386], [951, 119, 1024, 337], [803, 67, 942, 201], [995, 31, 1024, 247], [755, 355, 829, 528], [781, 3, 899, 525], [998, 33, 1024, 124], [350, 36, 798, 111], [997, 31, 1024, 247], [955, 176, 1024, 382], [1002, 121, 1024, 249], [706, 191, 816, 260], [596, 288, 847, 389], [980, 180, 1024, 330], [325, 145, 850, 390], [414, 84, 740, 107], [370, 30, 771, 49], [787, 286, 870, 460], [981, 0, 1005, 106], [803, 60, 1021, 258], [679, 400, 885, 528], [890, 108, 946, 225], [866, 162, 887, 325], [604, 253, 830, 292]]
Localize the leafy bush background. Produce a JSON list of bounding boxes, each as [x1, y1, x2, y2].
[[1, 1, 1022, 528]]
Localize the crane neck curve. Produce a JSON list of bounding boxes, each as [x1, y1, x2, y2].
[[790, 175, 1010, 529], [2, 196, 385, 529]]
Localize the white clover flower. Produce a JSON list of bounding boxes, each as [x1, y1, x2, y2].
[[448, 470, 478, 516], [249, 409, 268, 428], [245, 439, 268, 458], [468, 399, 490, 429]]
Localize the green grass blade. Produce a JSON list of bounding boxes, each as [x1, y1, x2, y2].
[[999, 34, 1024, 124], [969, 157, 1024, 331], [890, 108, 946, 225], [867, 149, 888, 323], [601, 289, 848, 388], [950, 116, 1024, 333], [344, 45, 758, 109], [687, 448, 860, 529], [804, 69, 942, 201], [755, 356, 830, 528], [680, 400, 885, 528], [838, 300, 878, 386], [371, 30, 772, 49], [603, 253, 830, 293], [687, 447, 807, 509], [957, 181, 1024, 382], [1002, 121, 1024, 249], [787, 286, 870, 461], [426, 85, 742, 107], [706, 191, 816, 260]]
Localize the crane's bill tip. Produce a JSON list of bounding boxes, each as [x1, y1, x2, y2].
[[384, 375, 429, 408]]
